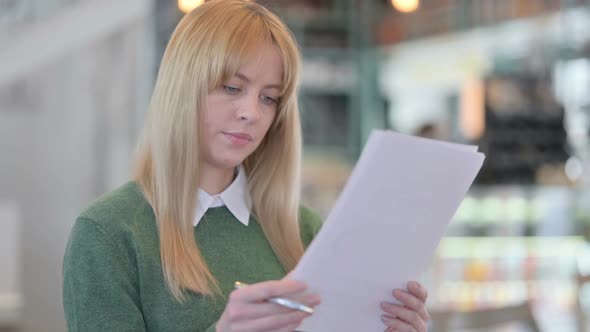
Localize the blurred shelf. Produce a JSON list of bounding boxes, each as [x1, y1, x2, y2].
[[300, 86, 353, 95], [300, 55, 357, 93], [303, 48, 357, 60], [268, 0, 384, 160], [437, 236, 585, 259], [303, 146, 352, 159], [283, 10, 351, 30], [433, 280, 576, 310]]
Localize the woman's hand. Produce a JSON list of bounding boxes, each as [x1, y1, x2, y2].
[[216, 279, 321, 332], [380, 281, 430, 332]]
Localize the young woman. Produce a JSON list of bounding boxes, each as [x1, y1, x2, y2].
[[62, 1, 430, 331]]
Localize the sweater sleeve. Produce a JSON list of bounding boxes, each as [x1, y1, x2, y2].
[[63, 217, 146, 331], [204, 322, 218, 332], [299, 205, 323, 248]]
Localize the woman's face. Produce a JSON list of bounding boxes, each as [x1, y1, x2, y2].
[[200, 44, 283, 171]]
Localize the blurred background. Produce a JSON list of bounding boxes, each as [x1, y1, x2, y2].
[[2, 0, 590, 331]]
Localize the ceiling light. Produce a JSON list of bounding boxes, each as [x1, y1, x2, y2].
[[391, 0, 419, 13], [178, 0, 205, 14]]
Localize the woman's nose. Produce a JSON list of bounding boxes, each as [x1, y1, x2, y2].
[[237, 95, 262, 122]]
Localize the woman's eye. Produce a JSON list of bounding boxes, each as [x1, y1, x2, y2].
[[223, 85, 241, 95], [261, 95, 278, 105]]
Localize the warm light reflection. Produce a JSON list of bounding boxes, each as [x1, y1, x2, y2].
[[460, 79, 485, 140], [391, 0, 419, 13], [178, 0, 205, 13]]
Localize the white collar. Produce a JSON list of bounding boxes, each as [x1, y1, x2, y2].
[[193, 165, 252, 227]]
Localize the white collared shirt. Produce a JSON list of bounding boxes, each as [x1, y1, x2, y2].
[[193, 166, 252, 227]]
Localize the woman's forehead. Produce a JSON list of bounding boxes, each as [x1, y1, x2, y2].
[[228, 44, 286, 84]]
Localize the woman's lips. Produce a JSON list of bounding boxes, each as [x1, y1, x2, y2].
[[224, 132, 253, 146]]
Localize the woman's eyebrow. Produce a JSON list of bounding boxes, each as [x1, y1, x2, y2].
[[235, 72, 282, 90]]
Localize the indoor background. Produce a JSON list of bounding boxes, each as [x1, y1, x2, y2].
[[1, 0, 590, 331]]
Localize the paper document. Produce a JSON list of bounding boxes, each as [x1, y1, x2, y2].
[[292, 130, 485, 331]]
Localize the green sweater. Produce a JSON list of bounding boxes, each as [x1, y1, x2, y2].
[[62, 182, 322, 332]]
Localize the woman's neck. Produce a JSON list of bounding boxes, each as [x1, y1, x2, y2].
[[199, 165, 236, 195]]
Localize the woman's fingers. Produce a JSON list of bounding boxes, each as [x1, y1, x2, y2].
[[392, 289, 429, 322], [380, 281, 429, 332], [381, 313, 418, 332], [281, 292, 322, 308], [227, 292, 321, 321], [233, 310, 310, 332], [219, 279, 321, 332], [232, 279, 307, 303], [276, 321, 305, 332], [381, 302, 427, 332], [407, 281, 428, 303]]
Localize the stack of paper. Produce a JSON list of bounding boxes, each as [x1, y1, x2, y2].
[[292, 130, 485, 331]]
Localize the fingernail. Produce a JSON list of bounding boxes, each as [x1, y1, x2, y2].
[[310, 295, 322, 305], [380, 301, 392, 309], [381, 315, 393, 323]]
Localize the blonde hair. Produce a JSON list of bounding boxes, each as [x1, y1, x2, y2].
[[133, 0, 304, 301]]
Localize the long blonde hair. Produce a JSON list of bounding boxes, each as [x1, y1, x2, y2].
[[133, 0, 304, 301]]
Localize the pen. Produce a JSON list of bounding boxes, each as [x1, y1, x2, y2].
[[233, 281, 314, 314]]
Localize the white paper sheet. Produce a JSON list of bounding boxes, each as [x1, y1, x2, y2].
[[292, 130, 485, 331]]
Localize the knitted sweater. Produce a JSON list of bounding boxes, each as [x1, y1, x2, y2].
[[62, 182, 322, 331]]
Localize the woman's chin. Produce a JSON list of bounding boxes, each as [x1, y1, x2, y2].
[[209, 157, 246, 170]]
